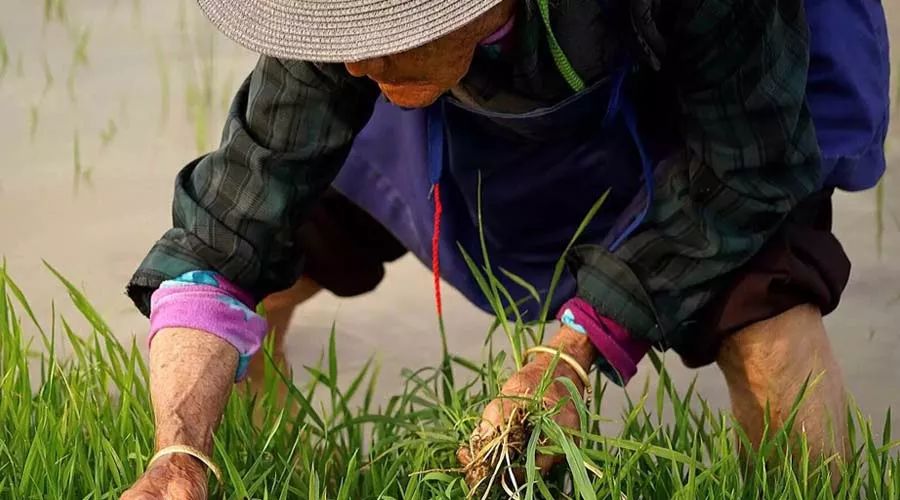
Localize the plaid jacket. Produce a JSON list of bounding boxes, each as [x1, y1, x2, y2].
[[127, 0, 820, 349]]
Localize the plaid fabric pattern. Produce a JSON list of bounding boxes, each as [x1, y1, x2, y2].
[[128, 0, 819, 352]]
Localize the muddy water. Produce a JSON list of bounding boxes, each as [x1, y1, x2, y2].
[[0, 0, 898, 432]]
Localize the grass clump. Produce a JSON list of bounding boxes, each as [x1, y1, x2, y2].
[[0, 259, 898, 499]]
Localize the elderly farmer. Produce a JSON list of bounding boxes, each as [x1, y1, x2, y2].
[[121, 0, 890, 497]]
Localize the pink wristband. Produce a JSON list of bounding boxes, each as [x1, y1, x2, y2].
[[149, 273, 268, 382], [557, 297, 650, 385]]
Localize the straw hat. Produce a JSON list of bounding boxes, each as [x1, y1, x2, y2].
[[197, 0, 506, 62]]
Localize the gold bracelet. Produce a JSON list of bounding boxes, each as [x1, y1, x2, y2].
[[524, 346, 593, 406], [147, 445, 223, 484]]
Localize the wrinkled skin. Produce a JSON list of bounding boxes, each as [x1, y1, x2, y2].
[[119, 328, 236, 500], [455, 355, 585, 474], [345, 0, 517, 108], [120, 455, 208, 500], [457, 327, 597, 482]]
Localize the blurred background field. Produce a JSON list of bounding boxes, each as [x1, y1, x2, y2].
[[0, 0, 897, 433]]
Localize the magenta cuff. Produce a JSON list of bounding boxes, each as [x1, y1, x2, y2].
[[557, 297, 650, 385], [149, 271, 268, 382]]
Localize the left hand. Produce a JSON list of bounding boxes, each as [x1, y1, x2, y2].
[[457, 327, 597, 486]]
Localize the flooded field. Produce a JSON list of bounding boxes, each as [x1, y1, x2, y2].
[[0, 0, 897, 430]]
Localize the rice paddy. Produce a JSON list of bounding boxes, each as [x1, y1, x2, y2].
[[0, 1, 898, 499], [0, 0, 239, 187]]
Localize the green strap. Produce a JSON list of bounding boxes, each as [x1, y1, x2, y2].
[[534, 0, 586, 92]]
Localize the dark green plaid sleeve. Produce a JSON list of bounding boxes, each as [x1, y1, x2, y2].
[[127, 56, 378, 316], [571, 0, 821, 348]]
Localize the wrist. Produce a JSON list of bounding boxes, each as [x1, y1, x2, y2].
[[150, 452, 207, 478], [556, 298, 650, 385], [155, 426, 214, 457], [528, 327, 597, 383], [545, 326, 597, 370], [150, 271, 267, 382]]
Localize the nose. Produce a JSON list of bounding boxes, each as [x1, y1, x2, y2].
[[345, 57, 386, 78]]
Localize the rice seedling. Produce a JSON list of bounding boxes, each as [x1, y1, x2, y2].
[[43, 0, 66, 26], [873, 59, 897, 256], [14, 54, 23, 78], [71, 130, 92, 194], [42, 54, 54, 95], [0, 259, 897, 499], [29, 105, 39, 143], [1, 180, 898, 498], [220, 70, 237, 112], [0, 29, 9, 82], [100, 118, 118, 149], [65, 25, 91, 102], [184, 28, 218, 154], [186, 84, 213, 155], [71, 26, 90, 68], [73, 130, 82, 184]]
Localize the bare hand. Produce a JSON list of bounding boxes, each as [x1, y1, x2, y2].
[[120, 454, 208, 500], [457, 327, 595, 490]]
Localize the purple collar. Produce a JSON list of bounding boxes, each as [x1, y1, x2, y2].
[[479, 15, 516, 46]]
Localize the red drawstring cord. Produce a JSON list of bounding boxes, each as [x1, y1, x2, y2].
[[431, 183, 444, 318]]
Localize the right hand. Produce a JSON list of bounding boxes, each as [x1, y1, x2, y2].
[[120, 454, 208, 500]]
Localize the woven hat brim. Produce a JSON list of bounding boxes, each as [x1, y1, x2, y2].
[[197, 0, 505, 62]]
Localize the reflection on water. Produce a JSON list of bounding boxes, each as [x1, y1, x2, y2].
[[0, 0, 898, 433]]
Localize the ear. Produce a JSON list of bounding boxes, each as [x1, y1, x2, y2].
[[629, 0, 667, 71]]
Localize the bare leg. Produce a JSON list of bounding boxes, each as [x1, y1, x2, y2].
[[716, 304, 848, 464], [243, 276, 322, 397]]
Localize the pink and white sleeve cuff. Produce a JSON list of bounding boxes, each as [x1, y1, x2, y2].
[[149, 271, 269, 382], [557, 297, 650, 385]]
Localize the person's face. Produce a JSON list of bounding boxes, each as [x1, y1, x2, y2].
[[344, 0, 516, 108]]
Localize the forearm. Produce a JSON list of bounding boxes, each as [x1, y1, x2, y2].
[[150, 328, 238, 454]]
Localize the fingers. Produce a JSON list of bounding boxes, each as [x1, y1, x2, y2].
[[470, 395, 522, 452], [456, 446, 473, 468], [477, 398, 508, 433], [460, 363, 592, 494]]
